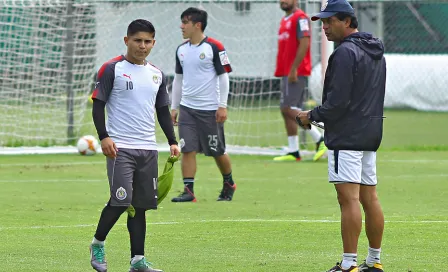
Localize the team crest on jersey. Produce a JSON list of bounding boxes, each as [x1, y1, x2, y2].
[[285, 20, 292, 29], [199, 52, 205, 60], [179, 138, 185, 149], [321, 0, 328, 11], [179, 53, 184, 66], [116, 187, 127, 201], [153, 75, 161, 84]]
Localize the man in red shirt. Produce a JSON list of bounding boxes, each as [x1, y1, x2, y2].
[[273, 0, 327, 162]]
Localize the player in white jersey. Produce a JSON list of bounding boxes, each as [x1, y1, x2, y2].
[[170, 7, 236, 202], [89, 19, 180, 272]]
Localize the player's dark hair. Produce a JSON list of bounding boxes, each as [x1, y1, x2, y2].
[[335, 12, 358, 29], [127, 19, 156, 37], [181, 7, 208, 32]]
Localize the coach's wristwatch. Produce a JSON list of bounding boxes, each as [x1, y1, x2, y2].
[[307, 111, 313, 121]]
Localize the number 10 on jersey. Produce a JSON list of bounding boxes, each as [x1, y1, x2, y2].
[[126, 81, 133, 90]]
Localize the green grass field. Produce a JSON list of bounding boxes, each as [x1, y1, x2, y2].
[[2, 101, 448, 151], [1, 106, 448, 271], [82, 108, 448, 151], [1, 149, 447, 271]]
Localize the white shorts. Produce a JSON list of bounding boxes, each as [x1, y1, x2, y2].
[[327, 150, 377, 185]]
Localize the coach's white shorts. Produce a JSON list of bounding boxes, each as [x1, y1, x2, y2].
[[327, 150, 377, 185]]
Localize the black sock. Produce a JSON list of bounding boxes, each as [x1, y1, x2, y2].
[[183, 178, 194, 192], [223, 172, 234, 185], [127, 207, 146, 258], [94, 201, 127, 241], [288, 151, 300, 158]]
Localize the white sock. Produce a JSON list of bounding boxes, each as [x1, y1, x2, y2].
[[366, 247, 381, 266], [91, 237, 104, 246], [131, 255, 145, 265], [341, 253, 357, 270], [308, 126, 323, 143], [287, 136, 299, 152]]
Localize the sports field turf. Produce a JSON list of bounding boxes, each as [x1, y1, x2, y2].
[[2, 105, 448, 151], [1, 109, 447, 271], [1, 152, 447, 271]]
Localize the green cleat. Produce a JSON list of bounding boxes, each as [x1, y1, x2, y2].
[[129, 257, 163, 272], [273, 154, 301, 162], [313, 138, 328, 161], [89, 243, 107, 272]]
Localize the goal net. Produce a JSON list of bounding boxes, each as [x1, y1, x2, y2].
[[1, 0, 446, 154], [0, 0, 96, 147], [0, 0, 326, 155]]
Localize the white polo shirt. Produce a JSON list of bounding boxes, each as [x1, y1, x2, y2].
[[92, 55, 170, 150], [175, 36, 232, 111]]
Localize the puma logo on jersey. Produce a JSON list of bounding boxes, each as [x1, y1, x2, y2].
[[123, 74, 132, 80]]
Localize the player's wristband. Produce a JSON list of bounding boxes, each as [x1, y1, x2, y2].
[[98, 133, 109, 141], [168, 139, 178, 146], [295, 116, 311, 130], [307, 111, 313, 121]]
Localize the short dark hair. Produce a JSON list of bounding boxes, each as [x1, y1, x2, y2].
[[127, 19, 156, 37], [334, 12, 358, 29], [181, 7, 208, 32]]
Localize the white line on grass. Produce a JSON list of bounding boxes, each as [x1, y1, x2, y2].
[[1, 159, 448, 168], [198, 219, 448, 224], [1, 173, 447, 183], [381, 159, 448, 163], [0, 222, 180, 231], [1, 218, 447, 231], [0, 161, 105, 167], [0, 179, 105, 183]]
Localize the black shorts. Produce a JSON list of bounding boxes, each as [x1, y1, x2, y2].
[[280, 76, 308, 109], [107, 148, 158, 210], [178, 105, 226, 157]]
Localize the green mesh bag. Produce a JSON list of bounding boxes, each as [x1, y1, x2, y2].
[[157, 155, 179, 205], [127, 155, 179, 217]]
